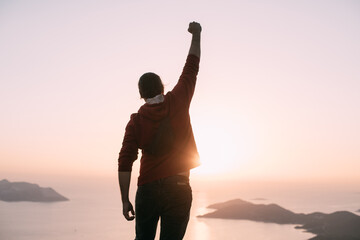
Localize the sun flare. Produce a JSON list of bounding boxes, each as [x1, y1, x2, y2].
[[192, 119, 256, 176]]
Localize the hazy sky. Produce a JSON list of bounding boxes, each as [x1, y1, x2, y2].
[[1, 0, 359, 182]]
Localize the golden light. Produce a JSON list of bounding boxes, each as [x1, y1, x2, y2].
[[192, 118, 256, 176]]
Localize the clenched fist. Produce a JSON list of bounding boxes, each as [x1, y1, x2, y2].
[[188, 21, 202, 34]]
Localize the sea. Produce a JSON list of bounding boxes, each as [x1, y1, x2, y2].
[[1, 176, 359, 240]]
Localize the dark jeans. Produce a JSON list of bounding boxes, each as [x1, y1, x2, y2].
[[135, 175, 192, 240]]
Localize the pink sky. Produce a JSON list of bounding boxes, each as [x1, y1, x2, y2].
[[1, 0, 359, 182]]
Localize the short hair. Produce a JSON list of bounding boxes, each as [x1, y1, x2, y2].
[[138, 72, 164, 99]]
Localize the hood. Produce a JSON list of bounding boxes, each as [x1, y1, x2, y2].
[[137, 95, 170, 122]]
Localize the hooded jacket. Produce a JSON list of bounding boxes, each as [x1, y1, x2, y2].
[[118, 54, 201, 186]]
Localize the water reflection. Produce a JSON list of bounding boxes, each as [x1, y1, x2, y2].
[[184, 189, 315, 240]]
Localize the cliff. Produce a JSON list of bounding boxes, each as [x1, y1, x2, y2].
[[0, 179, 69, 202], [198, 199, 360, 240]]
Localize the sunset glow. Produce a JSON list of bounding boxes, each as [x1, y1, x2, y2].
[[1, 2, 360, 240], [1, 0, 359, 183], [192, 117, 256, 175]]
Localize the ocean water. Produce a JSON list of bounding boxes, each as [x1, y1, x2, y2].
[[1, 177, 359, 240]]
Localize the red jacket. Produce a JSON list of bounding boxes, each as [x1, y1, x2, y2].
[[118, 54, 201, 186]]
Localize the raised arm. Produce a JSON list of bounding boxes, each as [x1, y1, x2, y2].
[[170, 22, 202, 108], [188, 21, 201, 58]]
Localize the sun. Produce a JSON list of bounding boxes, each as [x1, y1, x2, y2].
[[191, 119, 253, 176]]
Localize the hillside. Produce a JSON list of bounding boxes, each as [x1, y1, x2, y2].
[[198, 199, 360, 240], [0, 179, 68, 202]]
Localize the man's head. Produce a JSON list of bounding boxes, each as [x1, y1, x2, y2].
[[138, 72, 164, 99]]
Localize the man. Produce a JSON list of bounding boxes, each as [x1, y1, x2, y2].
[[118, 21, 202, 240]]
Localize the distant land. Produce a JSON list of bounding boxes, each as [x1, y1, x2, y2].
[[0, 179, 68, 202], [197, 199, 360, 240], [251, 197, 267, 201]]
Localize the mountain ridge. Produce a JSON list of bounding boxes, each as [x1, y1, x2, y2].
[[198, 198, 360, 240], [0, 179, 69, 202]]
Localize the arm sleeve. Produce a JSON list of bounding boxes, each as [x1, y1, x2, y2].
[[170, 54, 200, 109], [118, 116, 138, 171]]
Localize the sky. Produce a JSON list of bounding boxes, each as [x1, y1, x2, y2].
[[1, 0, 359, 183]]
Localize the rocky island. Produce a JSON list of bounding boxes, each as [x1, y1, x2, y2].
[[0, 179, 68, 202], [198, 199, 360, 240]]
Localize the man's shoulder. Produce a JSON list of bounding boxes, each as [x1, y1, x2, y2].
[[125, 113, 138, 127]]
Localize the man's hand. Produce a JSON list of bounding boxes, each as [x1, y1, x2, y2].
[[188, 21, 202, 34], [122, 200, 135, 221], [187, 22, 201, 58]]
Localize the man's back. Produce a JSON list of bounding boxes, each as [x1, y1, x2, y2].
[[119, 54, 201, 185]]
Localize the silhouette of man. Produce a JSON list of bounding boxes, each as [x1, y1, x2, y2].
[[118, 21, 202, 240]]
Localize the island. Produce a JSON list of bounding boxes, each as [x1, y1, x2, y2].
[[251, 197, 267, 201], [0, 179, 69, 202], [197, 199, 360, 240]]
